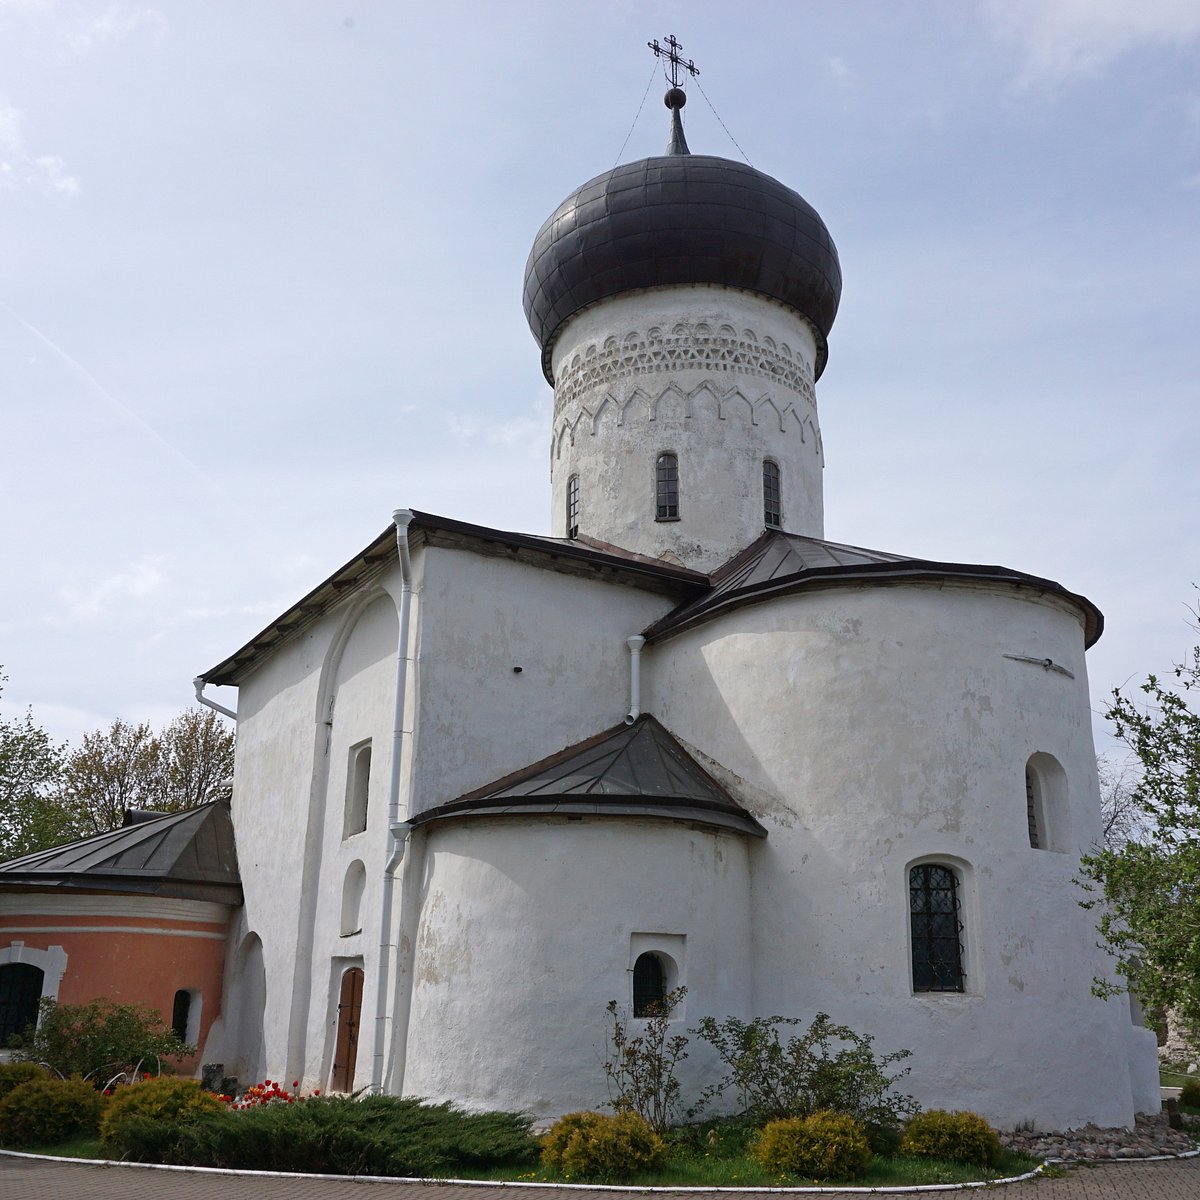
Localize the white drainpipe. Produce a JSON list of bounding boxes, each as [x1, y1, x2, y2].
[[624, 635, 646, 724], [192, 677, 237, 721], [371, 509, 415, 1092]]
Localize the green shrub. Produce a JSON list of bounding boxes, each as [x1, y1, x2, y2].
[[604, 986, 689, 1131], [541, 1110, 666, 1181], [690, 1011, 917, 1127], [0, 1075, 105, 1147], [7, 998, 192, 1084], [1180, 1078, 1200, 1109], [0, 1062, 46, 1101], [863, 1120, 902, 1156], [108, 1095, 538, 1176], [100, 1077, 224, 1145], [752, 1110, 873, 1180], [899, 1109, 1001, 1167]]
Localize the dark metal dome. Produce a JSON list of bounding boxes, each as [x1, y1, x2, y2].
[[523, 153, 842, 383]]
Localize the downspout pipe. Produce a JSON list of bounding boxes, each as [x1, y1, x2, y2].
[[193, 677, 237, 721], [371, 508, 415, 1093], [624, 635, 646, 725]]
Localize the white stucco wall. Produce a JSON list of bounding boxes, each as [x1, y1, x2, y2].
[[403, 817, 753, 1118], [222, 542, 679, 1095], [407, 545, 675, 808], [215, 617, 331, 1085], [549, 289, 823, 569], [218, 567, 415, 1092], [648, 579, 1151, 1130], [219, 534, 1152, 1130]]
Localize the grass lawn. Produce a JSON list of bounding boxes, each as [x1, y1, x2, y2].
[[7, 1133, 1041, 1188], [10, 1133, 103, 1159], [480, 1151, 1040, 1188]]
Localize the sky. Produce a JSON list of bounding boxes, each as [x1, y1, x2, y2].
[[0, 0, 1197, 761]]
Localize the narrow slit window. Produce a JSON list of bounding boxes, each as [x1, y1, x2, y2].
[[909, 864, 965, 993], [655, 453, 679, 521], [343, 741, 372, 838], [1025, 768, 1041, 848], [172, 989, 191, 1041], [763, 459, 781, 527], [566, 474, 580, 539], [632, 952, 666, 1016]]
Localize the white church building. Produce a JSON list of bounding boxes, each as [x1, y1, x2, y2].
[[188, 81, 1159, 1130]]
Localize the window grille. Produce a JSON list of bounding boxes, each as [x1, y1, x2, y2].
[[632, 952, 666, 1016], [655, 453, 679, 521], [0, 963, 44, 1047], [763, 459, 782, 527], [1025, 768, 1040, 848], [566, 474, 580, 538], [909, 864, 965, 992]]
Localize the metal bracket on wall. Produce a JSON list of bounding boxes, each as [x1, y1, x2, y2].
[[1003, 653, 1075, 679]]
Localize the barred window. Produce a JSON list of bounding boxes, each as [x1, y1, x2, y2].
[[1025, 767, 1041, 848], [763, 459, 782, 527], [632, 952, 666, 1016], [655, 453, 679, 521], [1025, 753, 1067, 852], [909, 864, 964, 992], [566, 474, 580, 539]]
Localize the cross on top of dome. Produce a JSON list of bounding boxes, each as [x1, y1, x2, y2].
[[648, 34, 698, 90]]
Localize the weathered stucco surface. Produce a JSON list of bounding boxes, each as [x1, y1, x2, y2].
[[403, 819, 752, 1114], [218, 540, 1156, 1129], [550, 289, 823, 569], [650, 581, 1146, 1130]]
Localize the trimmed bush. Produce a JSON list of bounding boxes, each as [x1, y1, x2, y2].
[[899, 1109, 1001, 1167], [0, 1075, 105, 1147], [752, 1110, 873, 1180], [1180, 1078, 1200, 1109], [107, 1095, 538, 1176], [100, 1077, 224, 1145], [541, 1110, 666, 1181], [0, 1062, 46, 1101]]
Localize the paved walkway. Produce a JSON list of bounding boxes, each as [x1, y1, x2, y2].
[[2, 1154, 1200, 1200]]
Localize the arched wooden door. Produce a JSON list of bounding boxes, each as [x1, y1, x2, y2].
[[331, 967, 364, 1092]]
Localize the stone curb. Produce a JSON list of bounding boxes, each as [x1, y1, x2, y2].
[[5, 1145, 1198, 1193], [0, 1149, 1045, 1193]]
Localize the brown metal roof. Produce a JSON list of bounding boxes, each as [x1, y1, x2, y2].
[[199, 511, 707, 687], [411, 714, 766, 838], [642, 529, 1104, 647], [0, 801, 242, 905]]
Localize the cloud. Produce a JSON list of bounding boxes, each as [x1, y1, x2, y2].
[[828, 56, 855, 87], [983, 0, 1200, 85], [444, 395, 551, 450], [0, 99, 78, 196], [63, 2, 166, 54], [57, 558, 166, 618]]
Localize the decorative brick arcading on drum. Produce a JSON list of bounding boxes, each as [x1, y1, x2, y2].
[[553, 323, 816, 413]]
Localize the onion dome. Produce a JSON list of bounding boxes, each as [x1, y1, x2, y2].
[[523, 87, 842, 382]]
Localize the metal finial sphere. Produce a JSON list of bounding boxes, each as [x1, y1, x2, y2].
[[664, 87, 687, 110]]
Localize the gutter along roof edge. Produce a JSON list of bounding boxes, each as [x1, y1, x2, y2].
[[199, 511, 708, 687], [643, 558, 1103, 647]]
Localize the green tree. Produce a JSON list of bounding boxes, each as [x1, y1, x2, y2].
[[0, 669, 69, 860], [61, 709, 234, 836], [1080, 612, 1200, 1034]]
